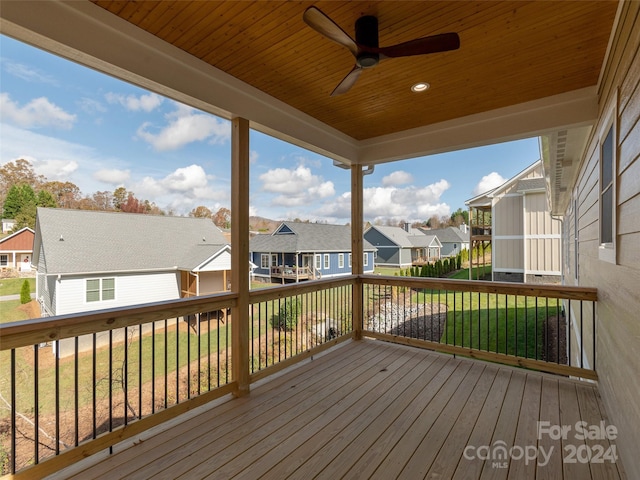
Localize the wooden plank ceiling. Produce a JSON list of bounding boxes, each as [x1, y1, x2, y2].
[[91, 1, 617, 141]]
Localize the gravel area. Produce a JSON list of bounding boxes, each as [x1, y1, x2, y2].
[[367, 301, 448, 342]]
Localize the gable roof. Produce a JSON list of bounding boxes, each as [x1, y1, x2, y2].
[[419, 227, 469, 244], [0, 227, 34, 250], [366, 225, 442, 249], [33, 208, 229, 274], [250, 221, 375, 253], [465, 159, 543, 206]]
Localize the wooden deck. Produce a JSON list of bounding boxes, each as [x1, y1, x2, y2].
[[64, 340, 625, 480]]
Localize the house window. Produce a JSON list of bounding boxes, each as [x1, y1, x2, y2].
[[348, 253, 352, 268], [261, 254, 269, 269], [271, 254, 278, 267], [324, 254, 330, 269], [363, 253, 368, 267], [600, 126, 614, 245], [315, 254, 321, 269], [598, 104, 616, 264], [338, 253, 344, 268], [86, 278, 115, 302], [0, 254, 7, 266]]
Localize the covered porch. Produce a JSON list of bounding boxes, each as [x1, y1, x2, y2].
[[0, 1, 632, 478], [59, 339, 624, 480]]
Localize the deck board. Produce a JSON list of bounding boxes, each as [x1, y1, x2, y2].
[[67, 340, 625, 480]]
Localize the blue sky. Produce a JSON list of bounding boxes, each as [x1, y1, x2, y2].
[[0, 34, 541, 224]]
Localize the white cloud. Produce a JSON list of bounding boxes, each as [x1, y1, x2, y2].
[[93, 168, 130, 185], [259, 165, 335, 207], [136, 104, 230, 151], [32, 158, 79, 180], [473, 172, 506, 196], [382, 170, 413, 186], [315, 179, 451, 224], [78, 97, 107, 114], [133, 164, 228, 213], [2, 60, 57, 85], [0, 93, 76, 129], [105, 92, 163, 112]]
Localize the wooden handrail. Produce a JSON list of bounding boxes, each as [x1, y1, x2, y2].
[[0, 293, 237, 351], [359, 274, 597, 302]]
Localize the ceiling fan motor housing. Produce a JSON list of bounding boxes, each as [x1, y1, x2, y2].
[[355, 15, 379, 68]]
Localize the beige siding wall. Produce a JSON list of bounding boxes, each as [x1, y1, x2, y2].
[[563, 3, 640, 478], [493, 195, 523, 236], [524, 192, 561, 274], [493, 238, 523, 270]]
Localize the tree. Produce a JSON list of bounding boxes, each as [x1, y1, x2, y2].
[[0, 159, 45, 205], [20, 280, 31, 304], [113, 187, 128, 210], [92, 191, 115, 211], [212, 207, 231, 228], [270, 298, 300, 331], [190, 206, 212, 218], [3, 184, 35, 218], [427, 215, 442, 229], [450, 207, 469, 226], [119, 193, 146, 213], [41, 181, 81, 209], [37, 189, 57, 209]]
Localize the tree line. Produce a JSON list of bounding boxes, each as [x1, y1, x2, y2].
[[0, 159, 232, 231], [1, 159, 470, 233]]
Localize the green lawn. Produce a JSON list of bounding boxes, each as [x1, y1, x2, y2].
[[0, 277, 35, 296], [0, 300, 32, 324]]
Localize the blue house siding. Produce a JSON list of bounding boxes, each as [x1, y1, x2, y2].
[[250, 250, 374, 278]]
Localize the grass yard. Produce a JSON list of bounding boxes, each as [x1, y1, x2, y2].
[[0, 277, 35, 297]]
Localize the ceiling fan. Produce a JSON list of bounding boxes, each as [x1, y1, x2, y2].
[[303, 6, 460, 96]]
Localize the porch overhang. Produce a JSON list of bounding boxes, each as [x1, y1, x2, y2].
[[0, 0, 614, 166]]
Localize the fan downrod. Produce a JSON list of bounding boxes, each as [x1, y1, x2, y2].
[[355, 15, 379, 68]]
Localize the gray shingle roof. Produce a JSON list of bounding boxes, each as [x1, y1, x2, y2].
[[34, 208, 229, 274], [250, 222, 375, 252], [367, 225, 441, 248], [420, 226, 469, 243], [516, 177, 547, 192]]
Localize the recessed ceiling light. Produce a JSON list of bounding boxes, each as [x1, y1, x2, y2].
[[411, 82, 430, 92]]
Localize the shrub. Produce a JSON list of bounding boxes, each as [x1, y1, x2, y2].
[[270, 297, 300, 331], [20, 279, 31, 304]]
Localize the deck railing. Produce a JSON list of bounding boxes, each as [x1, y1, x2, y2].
[[0, 275, 596, 477], [361, 275, 597, 379]]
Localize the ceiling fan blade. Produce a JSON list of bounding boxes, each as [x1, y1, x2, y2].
[[366, 32, 460, 58], [303, 7, 358, 57], [331, 65, 362, 96]]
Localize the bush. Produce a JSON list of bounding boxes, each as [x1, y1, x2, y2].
[[20, 279, 31, 304], [270, 297, 300, 331]]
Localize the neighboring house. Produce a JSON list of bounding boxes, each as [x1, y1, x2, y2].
[[0, 226, 34, 272], [249, 221, 376, 282], [466, 160, 561, 284], [418, 226, 469, 258], [364, 224, 442, 268], [33, 208, 231, 318], [1, 218, 16, 234]]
